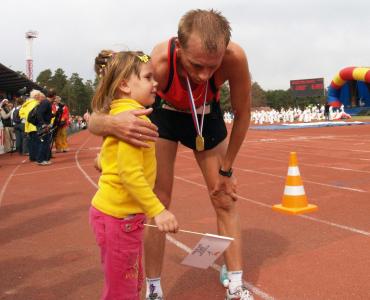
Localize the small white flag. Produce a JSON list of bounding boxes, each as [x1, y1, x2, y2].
[[181, 233, 233, 269]]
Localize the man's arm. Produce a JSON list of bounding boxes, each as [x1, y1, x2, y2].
[[88, 109, 159, 148], [221, 43, 251, 171]]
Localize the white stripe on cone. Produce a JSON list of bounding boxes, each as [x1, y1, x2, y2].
[[287, 166, 300, 176], [284, 185, 306, 196]]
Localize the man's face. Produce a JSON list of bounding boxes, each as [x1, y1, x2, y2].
[[178, 33, 225, 84], [37, 94, 46, 101]]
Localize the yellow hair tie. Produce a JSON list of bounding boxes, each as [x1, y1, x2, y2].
[[137, 54, 150, 63]]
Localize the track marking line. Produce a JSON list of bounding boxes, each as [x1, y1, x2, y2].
[[166, 235, 275, 300], [14, 164, 93, 176], [243, 144, 370, 162], [74, 136, 98, 189], [177, 153, 368, 193], [75, 141, 275, 300], [234, 167, 367, 193], [351, 149, 370, 153], [238, 153, 370, 175], [174, 176, 370, 237], [298, 215, 370, 237], [0, 160, 26, 208]]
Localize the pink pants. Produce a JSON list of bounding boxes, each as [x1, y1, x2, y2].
[[89, 206, 145, 300]]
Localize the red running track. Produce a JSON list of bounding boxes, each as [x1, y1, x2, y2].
[[0, 124, 369, 300]]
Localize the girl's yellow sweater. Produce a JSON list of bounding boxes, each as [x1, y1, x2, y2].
[[92, 98, 164, 218]]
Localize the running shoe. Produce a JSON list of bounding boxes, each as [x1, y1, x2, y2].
[[225, 285, 254, 300]]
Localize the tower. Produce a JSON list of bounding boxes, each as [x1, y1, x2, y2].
[[25, 30, 38, 81]]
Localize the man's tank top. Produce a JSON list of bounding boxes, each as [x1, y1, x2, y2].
[[156, 38, 220, 111]]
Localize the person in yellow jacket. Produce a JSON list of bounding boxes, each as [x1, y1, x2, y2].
[[90, 50, 179, 300], [53, 96, 70, 152], [19, 90, 45, 162]]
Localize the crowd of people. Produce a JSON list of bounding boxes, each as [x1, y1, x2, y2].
[[0, 89, 80, 165], [250, 104, 351, 125], [223, 111, 235, 124]]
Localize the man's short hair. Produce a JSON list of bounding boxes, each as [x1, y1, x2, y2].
[[178, 9, 231, 53], [47, 88, 56, 98]]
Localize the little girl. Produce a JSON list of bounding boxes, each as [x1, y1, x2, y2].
[[90, 50, 179, 300]]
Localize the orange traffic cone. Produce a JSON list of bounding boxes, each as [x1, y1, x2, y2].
[[273, 152, 318, 214]]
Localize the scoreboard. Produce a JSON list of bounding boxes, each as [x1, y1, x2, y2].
[[290, 78, 324, 97]]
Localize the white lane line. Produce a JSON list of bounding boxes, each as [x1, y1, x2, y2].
[[174, 176, 370, 237], [75, 144, 275, 299], [0, 159, 26, 207], [166, 235, 275, 300], [233, 166, 367, 193], [299, 215, 370, 237], [238, 153, 370, 175], [242, 144, 370, 163], [177, 153, 368, 193], [74, 136, 98, 189], [14, 164, 93, 176], [245, 136, 337, 143], [243, 139, 370, 159]]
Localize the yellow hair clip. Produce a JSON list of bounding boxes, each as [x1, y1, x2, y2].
[[137, 54, 150, 63]]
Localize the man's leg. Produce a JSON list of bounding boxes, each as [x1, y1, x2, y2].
[[144, 138, 178, 298], [194, 141, 253, 299], [55, 129, 63, 152], [193, 140, 243, 271]]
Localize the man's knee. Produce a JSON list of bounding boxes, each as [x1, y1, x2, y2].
[[210, 192, 235, 212]]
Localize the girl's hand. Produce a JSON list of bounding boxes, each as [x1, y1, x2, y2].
[[154, 209, 179, 233]]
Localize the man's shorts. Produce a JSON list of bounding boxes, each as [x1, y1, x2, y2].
[[149, 99, 227, 151]]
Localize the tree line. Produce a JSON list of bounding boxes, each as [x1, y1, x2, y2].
[[36, 68, 326, 115], [221, 81, 326, 112], [36, 68, 95, 116]]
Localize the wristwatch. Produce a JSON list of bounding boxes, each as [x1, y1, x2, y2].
[[219, 167, 233, 177]]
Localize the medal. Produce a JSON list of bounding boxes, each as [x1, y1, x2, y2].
[[196, 135, 205, 151], [186, 76, 208, 152]]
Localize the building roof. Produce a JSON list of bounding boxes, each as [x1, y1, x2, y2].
[[0, 63, 42, 93]]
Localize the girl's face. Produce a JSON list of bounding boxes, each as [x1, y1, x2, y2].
[[124, 62, 158, 106]]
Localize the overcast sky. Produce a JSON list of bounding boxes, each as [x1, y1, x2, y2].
[[1, 0, 369, 90]]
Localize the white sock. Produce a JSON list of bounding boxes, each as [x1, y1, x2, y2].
[[227, 271, 243, 292], [146, 277, 163, 298]]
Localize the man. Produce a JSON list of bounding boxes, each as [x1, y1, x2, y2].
[[19, 90, 45, 162], [36, 89, 55, 165], [89, 9, 252, 300], [12, 97, 28, 155], [53, 96, 70, 153], [0, 99, 15, 153]]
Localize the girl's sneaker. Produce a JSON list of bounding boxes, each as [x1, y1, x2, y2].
[[146, 296, 163, 300]]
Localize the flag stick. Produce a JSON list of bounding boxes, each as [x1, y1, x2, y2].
[[144, 224, 233, 240]]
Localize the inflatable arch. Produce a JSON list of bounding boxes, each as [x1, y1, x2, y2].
[[327, 67, 370, 107]]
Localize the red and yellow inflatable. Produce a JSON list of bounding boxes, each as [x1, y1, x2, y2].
[[327, 67, 370, 107]]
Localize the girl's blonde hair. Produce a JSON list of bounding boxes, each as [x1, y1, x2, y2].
[[92, 50, 150, 113]]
